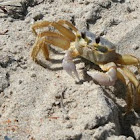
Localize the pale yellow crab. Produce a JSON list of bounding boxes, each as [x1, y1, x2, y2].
[[31, 20, 140, 113]]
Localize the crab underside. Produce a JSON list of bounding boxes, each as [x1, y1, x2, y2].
[[31, 20, 140, 113]]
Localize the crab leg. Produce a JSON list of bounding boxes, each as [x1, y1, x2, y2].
[[117, 70, 134, 113], [126, 82, 134, 113], [39, 31, 70, 49], [121, 67, 140, 92], [117, 53, 140, 105], [116, 69, 126, 84], [116, 54, 139, 66], [31, 36, 43, 61], [51, 22, 76, 41], [42, 42, 49, 60], [31, 36, 50, 61], [120, 67, 140, 110], [32, 21, 51, 36], [31, 32, 70, 61], [62, 49, 80, 81], [32, 21, 76, 41], [87, 62, 117, 86], [57, 20, 78, 32]]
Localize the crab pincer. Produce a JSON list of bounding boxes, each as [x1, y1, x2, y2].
[[62, 50, 80, 81], [87, 62, 117, 86]]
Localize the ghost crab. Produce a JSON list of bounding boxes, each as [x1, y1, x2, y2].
[[31, 20, 140, 113]]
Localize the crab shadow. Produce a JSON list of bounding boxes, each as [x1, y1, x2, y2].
[[35, 57, 82, 71], [35, 46, 64, 71], [35, 46, 83, 71]]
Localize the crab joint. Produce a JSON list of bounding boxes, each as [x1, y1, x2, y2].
[[87, 62, 117, 86]]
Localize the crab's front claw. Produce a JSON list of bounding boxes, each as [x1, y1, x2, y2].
[[62, 50, 80, 81], [87, 62, 117, 86]]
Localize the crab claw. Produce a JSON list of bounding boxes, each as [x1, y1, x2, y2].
[[62, 50, 80, 81], [87, 62, 117, 86]]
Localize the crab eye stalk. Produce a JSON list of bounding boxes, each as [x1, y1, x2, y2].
[[76, 32, 82, 40], [81, 32, 86, 39], [95, 36, 100, 44], [81, 31, 90, 44]]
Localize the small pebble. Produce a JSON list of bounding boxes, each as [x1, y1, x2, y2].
[[33, 12, 44, 21], [99, 28, 107, 36], [127, 136, 135, 140], [20, 61, 26, 65], [21, 65, 27, 69], [24, 58, 27, 62], [7, 17, 14, 22], [66, 122, 73, 128], [31, 73, 36, 77], [30, 65, 35, 70], [25, 17, 31, 23], [55, 101, 60, 105], [11, 50, 17, 54], [9, 91, 13, 95], [11, 65, 17, 71], [126, 6, 135, 13], [64, 114, 70, 120], [72, 102, 77, 108], [99, 1, 111, 8], [78, 0, 84, 4], [111, 0, 123, 2], [132, 44, 139, 50], [0, 92, 4, 97], [55, 93, 61, 99], [49, 109, 54, 114], [17, 27, 22, 31], [46, 106, 52, 111], [18, 80, 22, 84], [133, 15, 137, 19], [126, 0, 130, 2]]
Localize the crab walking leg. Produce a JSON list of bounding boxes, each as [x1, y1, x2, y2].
[[32, 21, 51, 36], [31, 35, 50, 60], [87, 62, 117, 86], [121, 67, 140, 110], [41, 41, 49, 60], [31, 36, 42, 61], [32, 21, 76, 41], [126, 82, 134, 113], [38, 31, 70, 50], [51, 22, 76, 41], [116, 69, 126, 84], [116, 54, 140, 65], [62, 50, 80, 81], [134, 86, 140, 110], [57, 20, 78, 32], [31, 32, 70, 61], [121, 67, 140, 93], [117, 70, 134, 112]]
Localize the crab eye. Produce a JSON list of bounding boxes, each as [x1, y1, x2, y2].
[[81, 32, 86, 39], [95, 36, 100, 44]]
